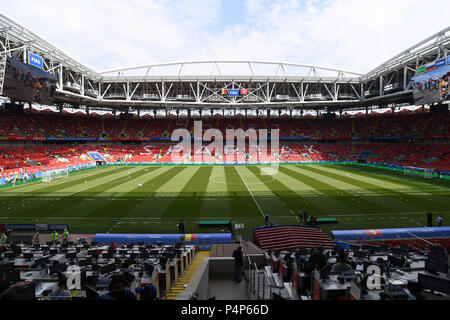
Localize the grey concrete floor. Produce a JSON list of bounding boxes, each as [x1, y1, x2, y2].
[[208, 274, 250, 300]]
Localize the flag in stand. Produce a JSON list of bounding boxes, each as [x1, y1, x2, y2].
[[221, 89, 227, 95], [240, 89, 248, 95]]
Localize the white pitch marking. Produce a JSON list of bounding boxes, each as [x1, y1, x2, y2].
[[235, 167, 265, 218]]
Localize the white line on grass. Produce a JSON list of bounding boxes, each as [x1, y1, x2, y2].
[[235, 167, 266, 218]]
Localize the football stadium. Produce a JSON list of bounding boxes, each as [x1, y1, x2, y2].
[[0, 4, 450, 305]]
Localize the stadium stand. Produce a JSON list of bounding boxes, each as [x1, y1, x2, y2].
[[1, 110, 449, 181]]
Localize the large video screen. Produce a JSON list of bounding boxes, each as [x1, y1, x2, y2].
[[411, 58, 450, 105], [2, 56, 57, 105]]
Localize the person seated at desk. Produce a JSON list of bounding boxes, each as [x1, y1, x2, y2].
[[0, 271, 35, 300], [309, 246, 328, 269], [135, 284, 158, 301], [330, 253, 352, 274], [109, 242, 117, 250], [98, 276, 137, 301]]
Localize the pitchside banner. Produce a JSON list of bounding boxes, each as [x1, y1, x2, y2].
[[2, 56, 57, 104], [412, 63, 450, 105]]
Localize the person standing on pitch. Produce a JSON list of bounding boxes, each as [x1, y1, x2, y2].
[[178, 219, 185, 234], [436, 215, 443, 227], [264, 214, 270, 226], [297, 209, 303, 225], [1, 233, 7, 245], [62, 229, 69, 244], [426, 212, 433, 227], [303, 210, 308, 225], [51, 230, 58, 244]]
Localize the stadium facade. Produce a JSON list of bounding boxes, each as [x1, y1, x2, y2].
[[0, 13, 449, 115]]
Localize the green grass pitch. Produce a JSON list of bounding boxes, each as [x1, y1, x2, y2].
[[0, 164, 449, 240]]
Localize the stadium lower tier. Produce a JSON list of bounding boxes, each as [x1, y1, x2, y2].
[[0, 143, 449, 179]]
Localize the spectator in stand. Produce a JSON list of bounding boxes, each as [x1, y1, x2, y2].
[[98, 276, 137, 300], [232, 246, 244, 284], [436, 215, 443, 227]]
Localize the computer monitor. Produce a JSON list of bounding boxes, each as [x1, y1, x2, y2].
[[122, 272, 135, 286], [85, 286, 99, 300], [144, 262, 155, 274], [78, 259, 88, 267], [102, 252, 112, 259], [418, 273, 450, 294], [6, 270, 21, 284], [23, 252, 34, 260], [99, 263, 117, 275], [13, 285, 35, 300], [354, 251, 366, 259], [425, 260, 449, 274], [66, 252, 77, 259], [140, 252, 150, 259], [56, 263, 67, 272], [0, 262, 15, 273], [49, 265, 59, 275], [388, 254, 404, 267]]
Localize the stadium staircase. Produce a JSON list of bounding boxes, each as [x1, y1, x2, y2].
[[163, 250, 210, 300], [253, 226, 335, 250]]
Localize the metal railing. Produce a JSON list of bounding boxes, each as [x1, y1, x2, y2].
[[243, 250, 285, 300]]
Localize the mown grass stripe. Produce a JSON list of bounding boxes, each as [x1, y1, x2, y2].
[[54, 167, 171, 219], [245, 166, 322, 217], [89, 166, 187, 219], [162, 167, 213, 219], [12, 167, 150, 218], [307, 165, 448, 212], [282, 166, 390, 214], [199, 166, 231, 219], [270, 166, 355, 215], [0, 166, 126, 197], [224, 166, 265, 218]]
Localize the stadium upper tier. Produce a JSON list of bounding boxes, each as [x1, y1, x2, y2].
[[0, 109, 448, 141], [0, 13, 449, 108]]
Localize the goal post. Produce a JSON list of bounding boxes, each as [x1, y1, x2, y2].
[[41, 168, 69, 182], [403, 166, 434, 178]]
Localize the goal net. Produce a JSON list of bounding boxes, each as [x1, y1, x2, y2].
[[403, 166, 434, 179], [42, 169, 69, 182]]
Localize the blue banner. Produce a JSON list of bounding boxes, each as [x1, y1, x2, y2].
[[28, 52, 44, 69], [228, 89, 239, 97], [436, 58, 446, 68]]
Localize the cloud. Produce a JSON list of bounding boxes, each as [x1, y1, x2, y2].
[[2, 0, 449, 74]]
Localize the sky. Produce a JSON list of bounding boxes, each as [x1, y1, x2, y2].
[[2, 0, 450, 74]]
